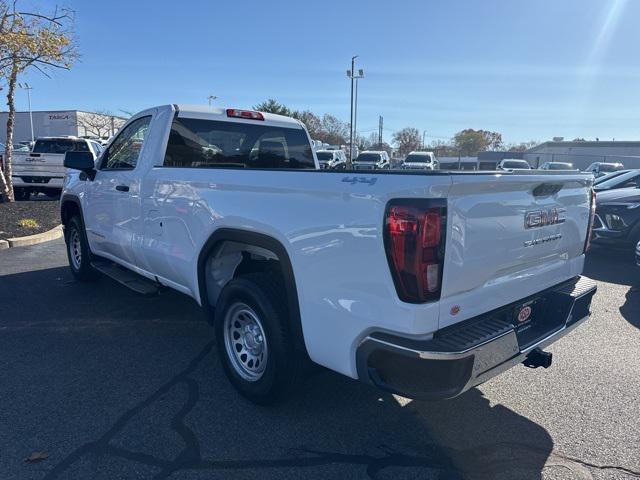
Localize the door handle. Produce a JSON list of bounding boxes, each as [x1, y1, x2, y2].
[[115, 184, 129, 192]]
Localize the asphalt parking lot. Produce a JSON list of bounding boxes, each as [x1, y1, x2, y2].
[[0, 239, 639, 480]]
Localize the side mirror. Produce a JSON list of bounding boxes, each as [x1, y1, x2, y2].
[[64, 151, 95, 170], [64, 151, 96, 179]]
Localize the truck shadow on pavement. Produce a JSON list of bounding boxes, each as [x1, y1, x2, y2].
[[584, 247, 640, 331], [0, 265, 606, 480], [583, 247, 636, 286]]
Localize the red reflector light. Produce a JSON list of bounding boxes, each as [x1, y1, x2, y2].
[[226, 108, 264, 121], [384, 200, 446, 303]]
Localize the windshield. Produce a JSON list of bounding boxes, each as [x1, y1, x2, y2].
[[547, 163, 572, 170], [595, 170, 640, 189], [33, 139, 89, 154], [502, 160, 530, 169], [355, 153, 381, 162], [404, 154, 430, 163], [316, 152, 333, 161], [594, 170, 629, 185], [599, 164, 622, 173]]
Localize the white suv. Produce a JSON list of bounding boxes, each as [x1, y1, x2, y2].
[[353, 150, 390, 170], [316, 149, 348, 170], [401, 151, 438, 170]]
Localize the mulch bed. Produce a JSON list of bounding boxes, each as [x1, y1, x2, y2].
[[0, 198, 61, 240]]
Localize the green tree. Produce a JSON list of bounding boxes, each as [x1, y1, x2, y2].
[[452, 129, 503, 156], [0, 1, 79, 201], [252, 98, 292, 116], [392, 127, 421, 156]]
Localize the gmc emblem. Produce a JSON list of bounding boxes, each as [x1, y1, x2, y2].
[[524, 208, 566, 229]]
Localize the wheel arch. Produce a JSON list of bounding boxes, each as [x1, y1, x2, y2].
[[60, 194, 86, 229], [197, 228, 307, 355]]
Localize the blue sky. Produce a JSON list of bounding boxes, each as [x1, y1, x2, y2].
[[13, 0, 640, 144]]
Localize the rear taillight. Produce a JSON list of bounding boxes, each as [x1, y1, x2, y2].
[[226, 108, 264, 121], [584, 188, 596, 253], [384, 199, 446, 303]]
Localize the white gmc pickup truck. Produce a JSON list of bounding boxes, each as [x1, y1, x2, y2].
[[12, 137, 102, 200], [60, 104, 597, 404]]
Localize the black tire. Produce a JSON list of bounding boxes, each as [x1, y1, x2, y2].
[[214, 272, 302, 405], [64, 215, 97, 281], [13, 187, 29, 201]]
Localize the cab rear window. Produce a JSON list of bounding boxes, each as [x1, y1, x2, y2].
[[163, 118, 315, 169]]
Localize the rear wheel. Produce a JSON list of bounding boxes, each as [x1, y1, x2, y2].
[[214, 272, 302, 404], [64, 216, 97, 281]]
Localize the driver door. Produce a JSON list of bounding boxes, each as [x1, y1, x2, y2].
[[84, 115, 152, 266]]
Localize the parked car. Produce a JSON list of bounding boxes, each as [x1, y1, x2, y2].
[[60, 104, 596, 405], [592, 187, 640, 249], [352, 150, 390, 170], [11, 136, 102, 200], [315, 149, 348, 170], [497, 159, 531, 170], [584, 162, 624, 178], [539, 162, 574, 170], [593, 169, 631, 186], [594, 169, 640, 192], [400, 151, 438, 170]]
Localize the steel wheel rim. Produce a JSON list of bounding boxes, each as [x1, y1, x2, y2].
[[69, 228, 82, 271], [223, 302, 268, 382]]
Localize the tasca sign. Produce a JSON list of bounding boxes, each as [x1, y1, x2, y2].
[[48, 114, 70, 121]]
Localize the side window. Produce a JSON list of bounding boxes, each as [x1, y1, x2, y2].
[[101, 116, 151, 170], [75, 141, 90, 152], [163, 117, 315, 169]]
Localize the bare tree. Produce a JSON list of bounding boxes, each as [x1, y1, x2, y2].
[[0, 1, 79, 201], [77, 110, 123, 138], [392, 127, 421, 157]]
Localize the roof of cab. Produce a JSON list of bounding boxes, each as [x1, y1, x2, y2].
[[172, 104, 304, 128]]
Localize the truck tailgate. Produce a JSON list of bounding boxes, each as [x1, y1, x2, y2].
[[12, 152, 66, 176], [439, 173, 592, 329]]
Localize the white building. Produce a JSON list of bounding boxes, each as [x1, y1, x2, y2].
[[0, 110, 126, 144], [524, 140, 640, 170]]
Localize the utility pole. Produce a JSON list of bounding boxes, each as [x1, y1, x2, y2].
[[18, 83, 34, 143], [378, 116, 383, 146], [347, 56, 364, 161], [422, 130, 426, 150], [207, 95, 217, 106]]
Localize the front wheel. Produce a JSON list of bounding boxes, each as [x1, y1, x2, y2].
[[64, 216, 97, 281], [214, 272, 302, 404]]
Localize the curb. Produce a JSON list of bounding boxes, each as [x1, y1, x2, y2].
[[0, 239, 8, 250], [5, 224, 63, 248]]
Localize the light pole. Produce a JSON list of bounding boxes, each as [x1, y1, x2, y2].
[[18, 83, 34, 143], [347, 57, 364, 161], [354, 76, 360, 150], [207, 95, 217, 107]]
